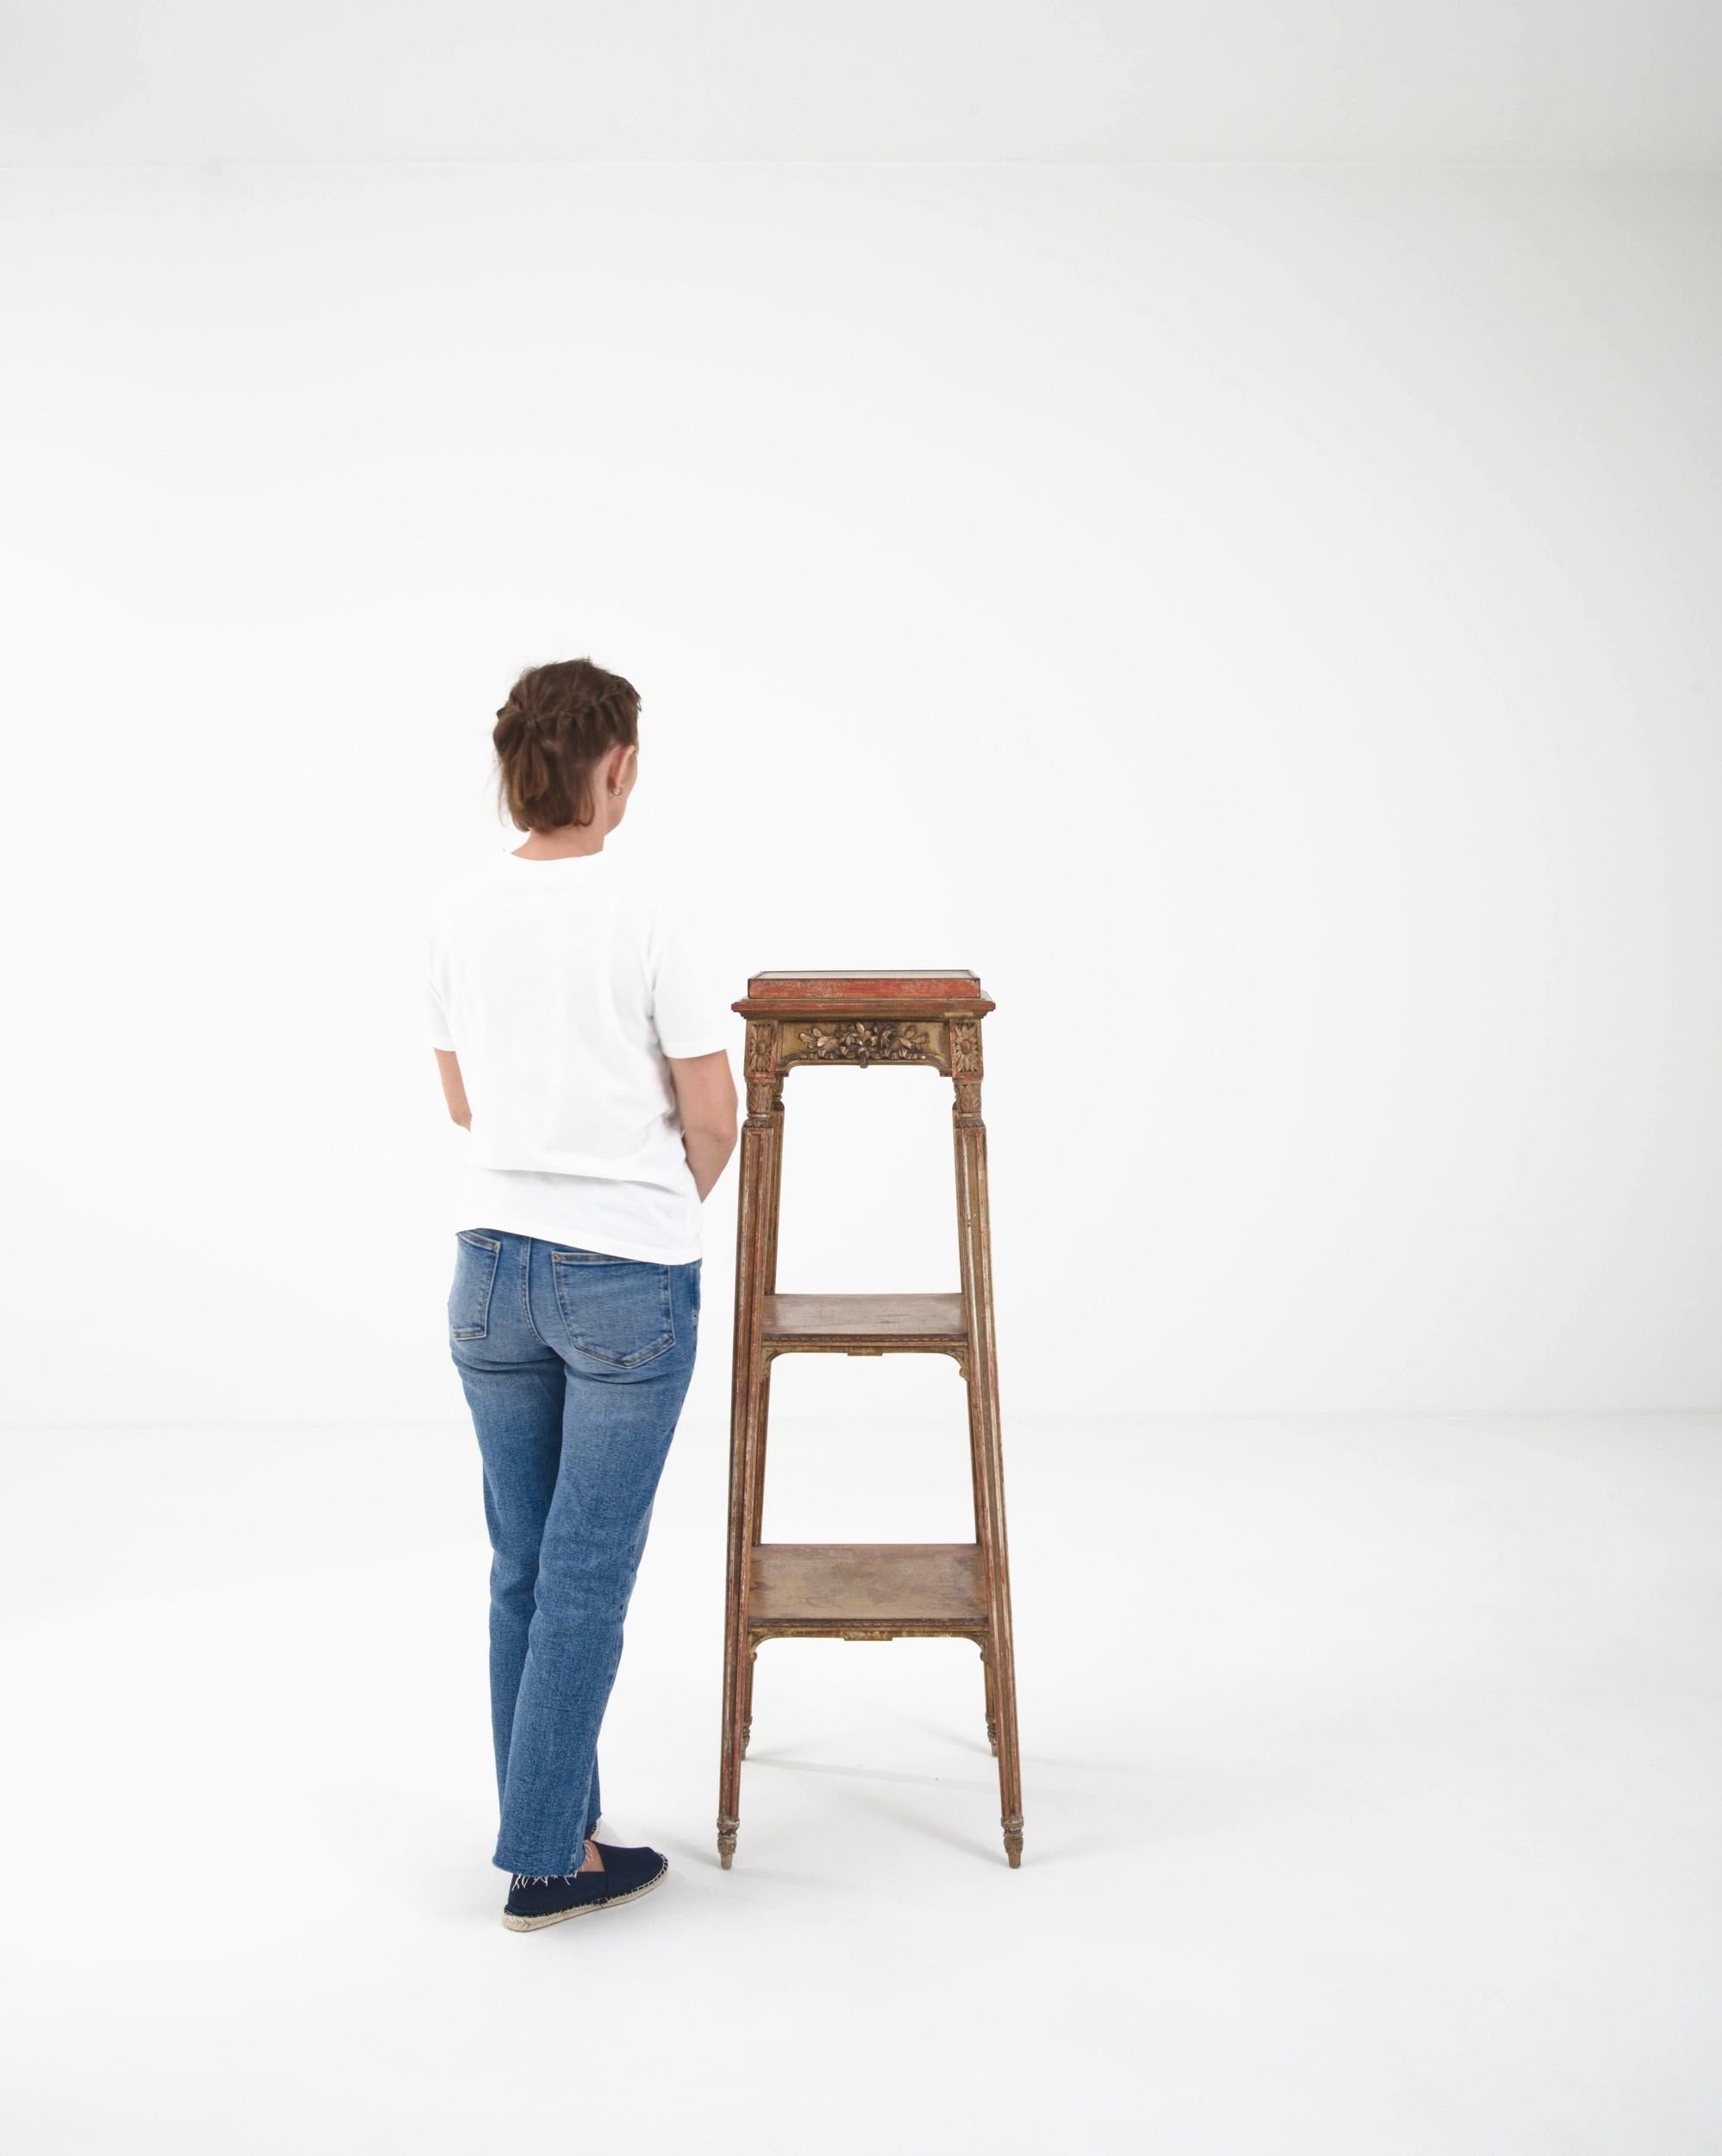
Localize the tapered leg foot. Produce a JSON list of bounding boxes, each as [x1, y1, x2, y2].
[[717, 1821, 738, 1869], [741, 1721, 751, 1757], [1003, 1817, 1024, 1868], [986, 1717, 999, 1756]]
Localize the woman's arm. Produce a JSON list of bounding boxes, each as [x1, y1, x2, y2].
[[435, 1043, 736, 1195], [668, 1049, 739, 1201], [434, 1048, 472, 1129]]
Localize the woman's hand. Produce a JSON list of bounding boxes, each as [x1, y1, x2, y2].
[[434, 1048, 473, 1129], [668, 1049, 739, 1200]]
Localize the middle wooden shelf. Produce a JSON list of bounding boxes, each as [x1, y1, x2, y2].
[[760, 1292, 968, 1360]]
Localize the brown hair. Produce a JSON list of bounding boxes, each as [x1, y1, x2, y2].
[[492, 657, 641, 832]]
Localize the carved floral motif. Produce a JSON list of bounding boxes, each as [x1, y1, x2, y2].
[[743, 1020, 777, 1077], [794, 1020, 934, 1068], [948, 1018, 984, 1076]]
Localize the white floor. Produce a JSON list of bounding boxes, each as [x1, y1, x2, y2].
[[3, 1412, 1718, 2154]]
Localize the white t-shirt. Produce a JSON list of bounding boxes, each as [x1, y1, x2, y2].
[[424, 843, 732, 1263]]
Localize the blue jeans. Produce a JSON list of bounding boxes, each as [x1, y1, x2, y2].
[[447, 1227, 701, 1876]]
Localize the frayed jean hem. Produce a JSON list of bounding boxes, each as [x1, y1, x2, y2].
[[494, 1815, 602, 1875]]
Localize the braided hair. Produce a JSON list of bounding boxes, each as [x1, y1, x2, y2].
[[492, 658, 641, 833]]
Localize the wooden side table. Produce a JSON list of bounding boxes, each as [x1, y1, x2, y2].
[[717, 970, 1024, 1868]]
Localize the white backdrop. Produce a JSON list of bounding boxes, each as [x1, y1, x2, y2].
[[4, 161, 1720, 1424]]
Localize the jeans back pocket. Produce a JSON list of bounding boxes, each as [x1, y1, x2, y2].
[[449, 1231, 502, 1340], [549, 1249, 675, 1369]]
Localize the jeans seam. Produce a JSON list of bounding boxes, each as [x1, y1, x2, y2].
[[522, 1237, 551, 1349]]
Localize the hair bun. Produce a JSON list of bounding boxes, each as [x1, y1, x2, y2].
[[491, 657, 641, 835]]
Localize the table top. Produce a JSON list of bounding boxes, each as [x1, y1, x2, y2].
[[732, 968, 995, 1017]]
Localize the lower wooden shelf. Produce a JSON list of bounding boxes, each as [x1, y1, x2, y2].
[[746, 1542, 987, 1637], [761, 1293, 967, 1354]]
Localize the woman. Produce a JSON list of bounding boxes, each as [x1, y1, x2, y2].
[[425, 657, 739, 1931]]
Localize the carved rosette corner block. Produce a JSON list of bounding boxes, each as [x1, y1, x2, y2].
[[949, 1017, 985, 1125], [782, 1018, 944, 1070], [742, 1018, 780, 1120], [949, 1018, 984, 1076]]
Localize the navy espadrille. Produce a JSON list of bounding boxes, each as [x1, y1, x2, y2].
[[501, 1842, 668, 1931]]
